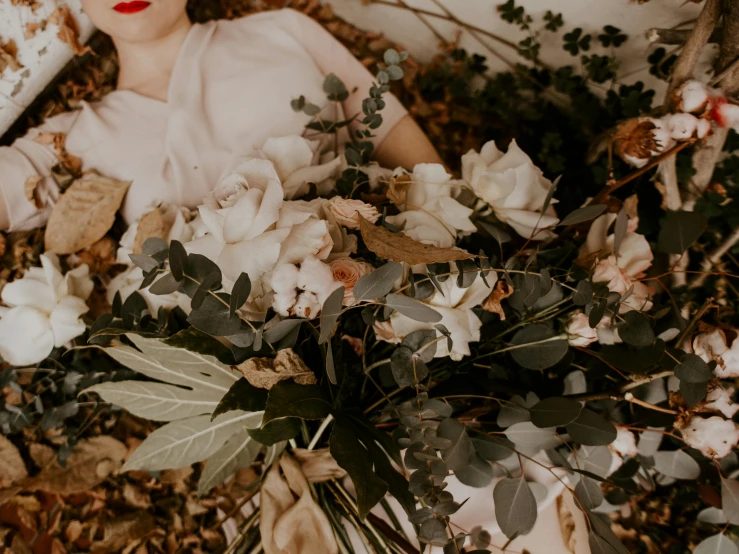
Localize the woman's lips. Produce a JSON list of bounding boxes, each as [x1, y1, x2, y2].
[[113, 1, 151, 13]]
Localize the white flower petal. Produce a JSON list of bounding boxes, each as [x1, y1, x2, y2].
[[50, 296, 89, 347], [0, 306, 55, 366], [218, 229, 290, 282], [0, 278, 56, 313]]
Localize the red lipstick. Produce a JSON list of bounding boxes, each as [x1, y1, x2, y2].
[[113, 1, 150, 13]]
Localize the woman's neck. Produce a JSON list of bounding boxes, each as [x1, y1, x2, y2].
[[114, 14, 192, 102]]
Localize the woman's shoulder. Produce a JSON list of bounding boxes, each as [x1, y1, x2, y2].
[[214, 8, 314, 36]]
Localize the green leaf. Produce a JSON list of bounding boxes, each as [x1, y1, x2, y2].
[[211, 378, 268, 420], [164, 327, 234, 365], [390, 346, 428, 387], [169, 240, 187, 281], [191, 271, 222, 310], [674, 353, 714, 383], [493, 477, 538, 539], [437, 418, 475, 472], [149, 272, 180, 295], [188, 294, 242, 336], [353, 262, 403, 302], [319, 286, 345, 344], [248, 417, 301, 445], [386, 293, 442, 322], [454, 455, 494, 488], [129, 253, 160, 273], [721, 478, 739, 525], [613, 208, 628, 256], [589, 513, 629, 554], [263, 319, 302, 346], [694, 534, 739, 554], [510, 325, 568, 370], [262, 381, 332, 424], [575, 476, 604, 510], [558, 204, 607, 226], [472, 436, 514, 462], [618, 311, 654, 348], [589, 531, 622, 554], [198, 425, 262, 495], [565, 409, 617, 446], [653, 450, 700, 480], [530, 397, 582, 428], [323, 73, 349, 101], [330, 419, 388, 519], [658, 210, 707, 254], [229, 273, 252, 316]]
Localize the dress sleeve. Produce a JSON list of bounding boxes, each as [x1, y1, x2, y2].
[[0, 110, 80, 231], [275, 8, 409, 149]]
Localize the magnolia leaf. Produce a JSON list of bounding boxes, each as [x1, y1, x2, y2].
[[84, 381, 222, 421], [493, 477, 538, 539], [565, 409, 617, 446], [122, 411, 262, 472], [658, 210, 707, 254], [45, 171, 131, 254], [510, 325, 568, 370], [262, 381, 332, 424], [235, 349, 316, 390], [358, 216, 475, 265], [575, 476, 604, 510], [353, 261, 403, 302], [694, 534, 739, 554], [0, 435, 27, 487], [437, 418, 475, 471], [212, 378, 268, 420], [330, 418, 388, 519], [198, 425, 262, 496], [558, 204, 607, 226], [103, 334, 237, 393], [319, 286, 345, 344], [386, 293, 442, 323], [163, 327, 234, 364], [530, 397, 582, 428], [133, 207, 170, 254], [653, 450, 700, 480], [26, 436, 127, 494]]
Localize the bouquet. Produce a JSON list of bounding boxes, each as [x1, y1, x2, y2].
[[2, 34, 739, 554]]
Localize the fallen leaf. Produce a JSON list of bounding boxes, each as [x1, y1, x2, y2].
[[0, 39, 23, 73], [32, 132, 82, 176], [482, 280, 514, 320], [23, 175, 46, 209], [44, 171, 131, 254], [48, 6, 92, 56], [122, 483, 151, 509], [28, 443, 56, 469], [358, 216, 475, 265], [25, 436, 127, 494], [386, 173, 412, 207], [133, 208, 169, 254], [65, 520, 83, 543], [0, 435, 27, 487], [73, 237, 117, 275], [236, 348, 317, 390], [90, 512, 154, 553]]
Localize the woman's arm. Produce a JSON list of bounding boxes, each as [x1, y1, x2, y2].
[[373, 114, 444, 169]]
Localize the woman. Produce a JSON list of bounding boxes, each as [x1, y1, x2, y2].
[[0, 0, 442, 231]]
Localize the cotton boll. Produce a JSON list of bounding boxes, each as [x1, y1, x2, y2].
[[623, 153, 649, 168], [676, 80, 710, 113], [293, 291, 322, 319], [270, 263, 299, 293], [649, 118, 673, 153], [716, 103, 739, 129], [611, 428, 638, 458], [680, 416, 739, 459], [666, 113, 699, 140], [297, 256, 340, 303], [272, 290, 297, 317], [704, 385, 739, 419], [696, 118, 711, 139]]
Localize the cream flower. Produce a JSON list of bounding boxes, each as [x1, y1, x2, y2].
[[0, 254, 93, 366], [582, 213, 654, 312], [679, 416, 739, 459], [329, 257, 373, 305], [269, 256, 340, 318], [692, 327, 739, 378], [566, 311, 598, 347], [325, 197, 380, 229], [461, 140, 558, 239], [386, 164, 475, 248], [376, 270, 495, 361]]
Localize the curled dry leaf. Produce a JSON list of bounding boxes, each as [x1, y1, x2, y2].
[[48, 5, 92, 56], [0, 435, 28, 487], [482, 280, 514, 320], [44, 171, 131, 254], [73, 236, 117, 275], [613, 119, 659, 161], [23, 175, 46, 209], [90, 511, 155, 553], [236, 348, 317, 390], [24, 436, 127, 494], [386, 172, 412, 207], [292, 448, 347, 483], [28, 443, 56, 469], [358, 216, 475, 265], [33, 132, 82, 176], [133, 207, 170, 254], [0, 39, 23, 73]]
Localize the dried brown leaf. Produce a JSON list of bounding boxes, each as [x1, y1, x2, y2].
[[481, 280, 514, 320], [24, 22, 42, 40], [44, 171, 131, 254], [613, 119, 659, 161], [133, 208, 169, 254], [74, 237, 117, 275], [236, 348, 317, 390], [28, 443, 56, 469], [23, 175, 45, 209], [122, 483, 151, 509], [386, 173, 411, 207], [48, 6, 92, 57], [358, 215, 475, 265], [90, 512, 155, 553], [0, 435, 27, 487], [0, 39, 23, 73], [25, 436, 127, 494]]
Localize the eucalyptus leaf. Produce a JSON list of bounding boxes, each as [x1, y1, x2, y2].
[[693, 534, 739, 554], [565, 409, 617, 446], [575, 476, 604, 510], [559, 204, 607, 226], [658, 210, 707, 254], [229, 272, 252, 316], [386, 294, 443, 323], [455, 455, 494, 488], [653, 450, 700, 480], [493, 477, 538, 539], [722, 478, 739, 525], [674, 354, 713, 384], [437, 418, 475, 472], [353, 262, 403, 302], [510, 325, 568, 370]]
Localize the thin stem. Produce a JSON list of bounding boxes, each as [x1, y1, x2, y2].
[[307, 414, 334, 451]]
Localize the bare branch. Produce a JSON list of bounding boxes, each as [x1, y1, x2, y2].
[[690, 227, 739, 289], [646, 27, 722, 46]]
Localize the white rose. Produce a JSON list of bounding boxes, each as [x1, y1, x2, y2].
[[326, 197, 380, 230], [692, 327, 739, 378], [679, 415, 739, 459], [378, 269, 496, 361], [0, 254, 93, 366], [461, 140, 558, 239], [566, 311, 598, 347], [386, 164, 476, 248]]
